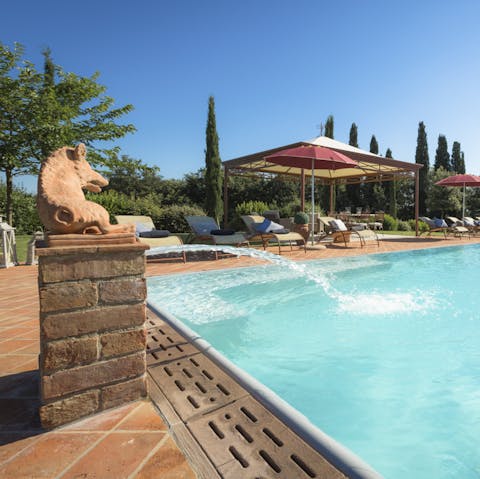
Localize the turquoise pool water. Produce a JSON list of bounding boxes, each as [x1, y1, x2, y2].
[[148, 245, 480, 479]]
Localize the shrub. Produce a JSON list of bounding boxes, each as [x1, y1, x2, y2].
[[383, 214, 398, 231], [397, 220, 411, 231], [0, 182, 42, 234], [154, 204, 205, 232], [230, 200, 271, 230], [294, 212, 309, 224]]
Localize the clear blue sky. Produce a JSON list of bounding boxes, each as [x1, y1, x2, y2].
[[3, 0, 480, 192]]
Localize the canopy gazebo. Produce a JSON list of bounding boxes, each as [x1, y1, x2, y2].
[[222, 136, 423, 234]]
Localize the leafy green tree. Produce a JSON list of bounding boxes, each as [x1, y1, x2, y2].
[[324, 115, 334, 138], [427, 167, 462, 217], [0, 42, 135, 225], [204, 96, 223, 224], [451, 141, 465, 173], [434, 135, 451, 171], [415, 122, 429, 215], [369, 135, 379, 155], [105, 155, 162, 198]]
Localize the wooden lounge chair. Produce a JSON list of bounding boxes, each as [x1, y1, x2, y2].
[[445, 217, 471, 238], [462, 217, 480, 235], [115, 215, 186, 262], [419, 217, 448, 238], [318, 216, 379, 247], [241, 215, 306, 254], [185, 215, 250, 259]]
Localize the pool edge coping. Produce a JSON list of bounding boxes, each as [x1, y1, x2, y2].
[[148, 301, 384, 479]]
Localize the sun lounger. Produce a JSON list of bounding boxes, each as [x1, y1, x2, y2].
[[445, 217, 471, 238], [115, 215, 186, 262], [419, 217, 448, 238], [185, 215, 250, 259], [318, 216, 379, 247], [462, 217, 480, 235], [241, 215, 306, 254]]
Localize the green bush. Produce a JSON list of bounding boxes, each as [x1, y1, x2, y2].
[[154, 204, 205, 232], [0, 182, 42, 234], [293, 212, 309, 224], [397, 220, 411, 231], [383, 214, 398, 231], [230, 200, 271, 230]]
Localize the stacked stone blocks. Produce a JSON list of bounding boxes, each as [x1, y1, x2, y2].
[[37, 244, 149, 429]]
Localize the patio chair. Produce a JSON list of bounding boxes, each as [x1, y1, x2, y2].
[[241, 215, 306, 254], [115, 215, 186, 262], [462, 217, 480, 235], [185, 215, 250, 259], [419, 217, 448, 238], [318, 217, 379, 247], [445, 216, 472, 238]]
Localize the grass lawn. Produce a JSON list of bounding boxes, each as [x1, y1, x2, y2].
[[15, 234, 31, 263]]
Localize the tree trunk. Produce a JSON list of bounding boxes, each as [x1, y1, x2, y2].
[[5, 168, 14, 226]]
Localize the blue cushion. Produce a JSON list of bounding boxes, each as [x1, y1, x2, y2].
[[254, 218, 271, 233], [433, 218, 447, 227]]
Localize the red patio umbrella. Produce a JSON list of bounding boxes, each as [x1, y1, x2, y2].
[[265, 146, 358, 245], [435, 173, 480, 219]]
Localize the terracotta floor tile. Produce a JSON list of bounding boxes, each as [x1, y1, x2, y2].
[[0, 432, 102, 478], [0, 339, 36, 354], [62, 402, 140, 432], [61, 431, 165, 479], [0, 433, 43, 465], [117, 401, 167, 432], [133, 436, 196, 479], [0, 355, 36, 373], [6, 358, 39, 374]]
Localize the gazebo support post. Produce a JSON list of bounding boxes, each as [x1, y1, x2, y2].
[[415, 170, 420, 236], [300, 169, 305, 212], [329, 181, 335, 215], [223, 167, 229, 227]]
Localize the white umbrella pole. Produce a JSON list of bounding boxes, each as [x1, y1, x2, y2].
[[311, 159, 315, 245], [462, 183, 465, 219]]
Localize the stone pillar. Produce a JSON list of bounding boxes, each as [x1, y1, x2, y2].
[[37, 243, 149, 429]]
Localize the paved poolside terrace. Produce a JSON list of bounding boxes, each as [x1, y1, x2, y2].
[[1, 234, 479, 478]]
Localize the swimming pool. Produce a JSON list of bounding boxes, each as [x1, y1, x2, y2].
[[148, 244, 480, 479]]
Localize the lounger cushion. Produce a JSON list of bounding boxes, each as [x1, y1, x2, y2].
[[135, 222, 153, 235], [210, 229, 236, 235], [433, 218, 447, 227], [254, 219, 287, 233], [139, 229, 170, 238], [330, 219, 348, 231]]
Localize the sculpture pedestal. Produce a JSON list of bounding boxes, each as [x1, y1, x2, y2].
[[37, 242, 149, 429]]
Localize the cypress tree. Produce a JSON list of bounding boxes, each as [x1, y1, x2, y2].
[[349, 123, 358, 147], [346, 123, 360, 209], [204, 96, 223, 225], [385, 148, 397, 217], [361, 135, 379, 210], [451, 141, 464, 173], [434, 135, 450, 171], [324, 115, 334, 138], [370, 135, 379, 154], [458, 152, 466, 174], [415, 121, 429, 215]]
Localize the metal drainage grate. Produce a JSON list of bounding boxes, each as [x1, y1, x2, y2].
[[146, 310, 347, 479]]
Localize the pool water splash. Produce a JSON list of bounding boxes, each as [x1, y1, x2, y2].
[[148, 244, 337, 294], [148, 244, 431, 316]]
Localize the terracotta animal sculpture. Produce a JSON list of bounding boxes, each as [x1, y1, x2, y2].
[[37, 144, 134, 235]]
